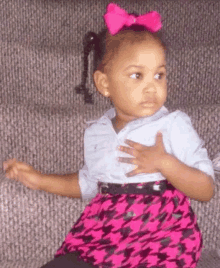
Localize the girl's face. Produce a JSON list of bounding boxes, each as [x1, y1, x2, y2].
[[96, 38, 167, 128]]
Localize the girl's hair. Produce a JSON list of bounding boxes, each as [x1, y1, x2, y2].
[[75, 25, 165, 104]]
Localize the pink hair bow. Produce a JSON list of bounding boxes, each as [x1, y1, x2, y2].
[[104, 3, 162, 36]]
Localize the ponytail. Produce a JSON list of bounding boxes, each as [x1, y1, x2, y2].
[[75, 32, 99, 104]]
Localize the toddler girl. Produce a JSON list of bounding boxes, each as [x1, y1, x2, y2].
[[4, 3, 215, 268]]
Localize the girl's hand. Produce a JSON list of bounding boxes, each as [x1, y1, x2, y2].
[[3, 159, 42, 190], [118, 132, 167, 177]]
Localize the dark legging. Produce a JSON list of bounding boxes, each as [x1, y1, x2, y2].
[[41, 252, 97, 268]]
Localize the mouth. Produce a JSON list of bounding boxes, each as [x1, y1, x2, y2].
[[140, 100, 156, 108]]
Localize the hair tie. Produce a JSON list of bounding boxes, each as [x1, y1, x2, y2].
[[75, 32, 99, 104], [103, 3, 162, 36]]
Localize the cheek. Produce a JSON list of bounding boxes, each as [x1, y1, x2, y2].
[[130, 89, 142, 102], [109, 75, 124, 89]]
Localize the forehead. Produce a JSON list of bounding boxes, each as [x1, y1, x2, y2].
[[112, 39, 166, 70]]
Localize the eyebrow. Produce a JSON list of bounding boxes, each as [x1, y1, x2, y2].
[[124, 64, 166, 71]]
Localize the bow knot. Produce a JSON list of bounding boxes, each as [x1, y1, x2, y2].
[[126, 14, 136, 26], [104, 3, 162, 36]]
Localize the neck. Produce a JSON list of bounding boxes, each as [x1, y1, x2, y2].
[[111, 116, 126, 133]]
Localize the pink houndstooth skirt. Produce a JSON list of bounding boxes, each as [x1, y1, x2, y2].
[[55, 180, 202, 268]]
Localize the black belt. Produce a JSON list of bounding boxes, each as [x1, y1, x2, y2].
[[98, 180, 174, 196]]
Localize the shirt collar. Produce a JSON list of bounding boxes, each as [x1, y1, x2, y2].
[[97, 106, 169, 126]]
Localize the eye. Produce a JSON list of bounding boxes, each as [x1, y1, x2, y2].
[[154, 72, 166, 80], [130, 73, 142, 79]]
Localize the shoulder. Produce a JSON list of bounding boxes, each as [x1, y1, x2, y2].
[[156, 109, 193, 135], [84, 121, 113, 144], [168, 109, 202, 146], [84, 120, 104, 141], [84, 108, 115, 137], [167, 109, 191, 121], [167, 109, 194, 131]]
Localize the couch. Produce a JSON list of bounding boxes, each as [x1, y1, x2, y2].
[[0, 0, 220, 267]]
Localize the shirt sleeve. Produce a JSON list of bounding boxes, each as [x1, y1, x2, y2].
[[169, 111, 215, 180], [78, 164, 99, 201]]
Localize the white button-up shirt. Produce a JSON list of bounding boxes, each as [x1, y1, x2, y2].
[[79, 106, 214, 200]]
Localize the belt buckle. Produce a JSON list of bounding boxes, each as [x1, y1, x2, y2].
[[99, 182, 109, 194]]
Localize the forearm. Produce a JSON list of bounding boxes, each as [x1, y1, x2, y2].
[[159, 154, 214, 201], [39, 172, 81, 198]]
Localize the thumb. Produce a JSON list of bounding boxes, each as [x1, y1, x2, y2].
[[156, 131, 164, 147]]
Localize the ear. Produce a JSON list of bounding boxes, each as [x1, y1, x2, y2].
[[93, 70, 110, 98]]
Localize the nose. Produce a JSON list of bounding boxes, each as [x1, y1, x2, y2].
[[143, 82, 157, 93]]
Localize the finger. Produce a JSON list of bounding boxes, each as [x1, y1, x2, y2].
[[8, 166, 18, 179], [118, 145, 137, 157], [7, 168, 26, 183], [4, 164, 19, 178], [125, 166, 140, 177], [157, 131, 163, 138], [13, 161, 31, 171], [156, 131, 165, 148], [124, 139, 145, 150], [118, 157, 137, 165], [6, 161, 32, 174], [3, 158, 17, 170], [5, 168, 16, 179]]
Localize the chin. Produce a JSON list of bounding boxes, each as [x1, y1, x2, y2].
[[139, 108, 159, 117]]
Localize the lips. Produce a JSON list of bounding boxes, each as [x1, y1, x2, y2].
[[141, 100, 156, 104], [141, 99, 156, 104], [140, 99, 156, 107]]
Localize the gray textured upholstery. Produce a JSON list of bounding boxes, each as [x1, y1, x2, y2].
[[0, 0, 220, 267]]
